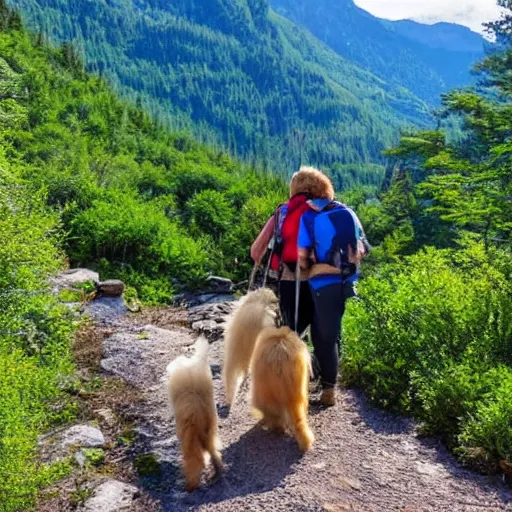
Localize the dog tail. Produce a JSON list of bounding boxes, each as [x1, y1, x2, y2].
[[192, 336, 210, 364]]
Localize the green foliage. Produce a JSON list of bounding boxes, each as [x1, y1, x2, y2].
[[343, 18, 512, 468], [0, 11, 286, 302], [459, 370, 512, 463], [81, 448, 105, 467], [10, 0, 430, 173], [343, 245, 512, 464], [0, 171, 75, 510]]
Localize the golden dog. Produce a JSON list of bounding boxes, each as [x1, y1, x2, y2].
[[222, 287, 279, 405], [250, 325, 314, 452], [166, 336, 223, 491]]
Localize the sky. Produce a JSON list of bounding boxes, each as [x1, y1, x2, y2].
[[353, 0, 502, 34]]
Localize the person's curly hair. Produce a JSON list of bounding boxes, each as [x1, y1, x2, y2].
[[289, 166, 335, 200]]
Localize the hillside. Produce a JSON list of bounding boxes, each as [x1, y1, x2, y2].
[[388, 20, 485, 52], [271, 0, 485, 105], [9, 0, 429, 176], [0, 3, 288, 304]]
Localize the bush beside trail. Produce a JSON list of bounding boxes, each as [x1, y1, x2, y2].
[[343, 244, 512, 469], [0, 171, 76, 511]]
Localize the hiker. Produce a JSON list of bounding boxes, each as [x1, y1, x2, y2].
[[250, 166, 335, 334], [298, 178, 370, 407]]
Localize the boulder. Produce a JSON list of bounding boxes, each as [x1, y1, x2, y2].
[[80, 480, 138, 512], [96, 279, 125, 297], [58, 425, 105, 450], [50, 268, 99, 293], [38, 424, 105, 463], [206, 275, 234, 293]]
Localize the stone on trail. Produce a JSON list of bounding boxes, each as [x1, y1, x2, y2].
[[38, 424, 105, 463], [206, 275, 234, 292], [50, 268, 99, 293], [96, 279, 125, 297], [58, 424, 105, 449], [80, 480, 138, 512]]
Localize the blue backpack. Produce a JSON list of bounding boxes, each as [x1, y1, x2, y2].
[[302, 201, 362, 278]]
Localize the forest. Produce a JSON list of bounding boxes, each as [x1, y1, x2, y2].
[[271, 0, 485, 105], [0, 0, 511, 509], [9, 0, 431, 177]]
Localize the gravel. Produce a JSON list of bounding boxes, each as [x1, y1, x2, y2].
[[98, 315, 512, 512]]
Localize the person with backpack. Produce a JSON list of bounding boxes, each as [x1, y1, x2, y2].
[[298, 185, 370, 407], [250, 166, 335, 334]]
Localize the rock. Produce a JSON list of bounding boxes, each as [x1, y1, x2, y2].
[[85, 296, 128, 323], [59, 425, 105, 450], [206, 275, 234, 292], [50, 268, 99, 293], [191, 319, 218, 332], [80, 480, 138, 512], [191, 319, 225, 341], [39, 424, 105, 463], [187, 300, 235, 340], [96, 280, 125, 297]]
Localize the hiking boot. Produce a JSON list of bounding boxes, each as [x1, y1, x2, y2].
[[319, 388, 336, 407]]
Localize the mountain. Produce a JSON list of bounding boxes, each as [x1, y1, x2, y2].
[[387, 20, 485, 53], [0, 0, 286, 299], [9, 0, 430, 178], [271, 0, 486, 105]]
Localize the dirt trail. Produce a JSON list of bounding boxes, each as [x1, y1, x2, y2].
[[98, 313, 512, 512]]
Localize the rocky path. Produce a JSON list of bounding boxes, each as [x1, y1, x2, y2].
[[96, 304, 512, 512], [40, 270, 512, 511]]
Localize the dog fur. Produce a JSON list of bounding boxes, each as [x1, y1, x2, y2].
[[165, 336, 223, 491], [222, 287, 279, 406], [250, 325, 315, 452]]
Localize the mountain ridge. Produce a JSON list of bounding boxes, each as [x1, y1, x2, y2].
[[270, 0, 485, 104], [9, 0, 431, 176]]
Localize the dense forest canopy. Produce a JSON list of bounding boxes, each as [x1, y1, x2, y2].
[[9, 0, 433, 178]]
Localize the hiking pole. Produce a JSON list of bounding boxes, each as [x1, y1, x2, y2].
[[294, 262, 301, 333], [262, 244, 275, 289], [248, 263, 259, 292]]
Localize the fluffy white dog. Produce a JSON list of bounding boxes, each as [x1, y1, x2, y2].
[[222, 287, 279, 406], [166, 336, 222, 491]]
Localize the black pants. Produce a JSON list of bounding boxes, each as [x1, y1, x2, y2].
[[310, 282, 346, 389], [279, 280, 314, 336]]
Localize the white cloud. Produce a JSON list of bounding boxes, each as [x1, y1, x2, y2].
[[354, 0, 503, 33]]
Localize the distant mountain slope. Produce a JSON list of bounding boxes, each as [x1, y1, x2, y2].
[[387, 20, 485, 52], [10, 0, 429, 175], [271, 0, 485, 105]]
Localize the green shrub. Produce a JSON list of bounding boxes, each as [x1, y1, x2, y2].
[[0, 173, 75, 511], [342, 243, 512, 464], [459, 367, 512, 464]]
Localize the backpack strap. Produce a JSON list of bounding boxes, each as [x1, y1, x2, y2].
[[301, 210, 318, 262], [261, 204, 285, 287]]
